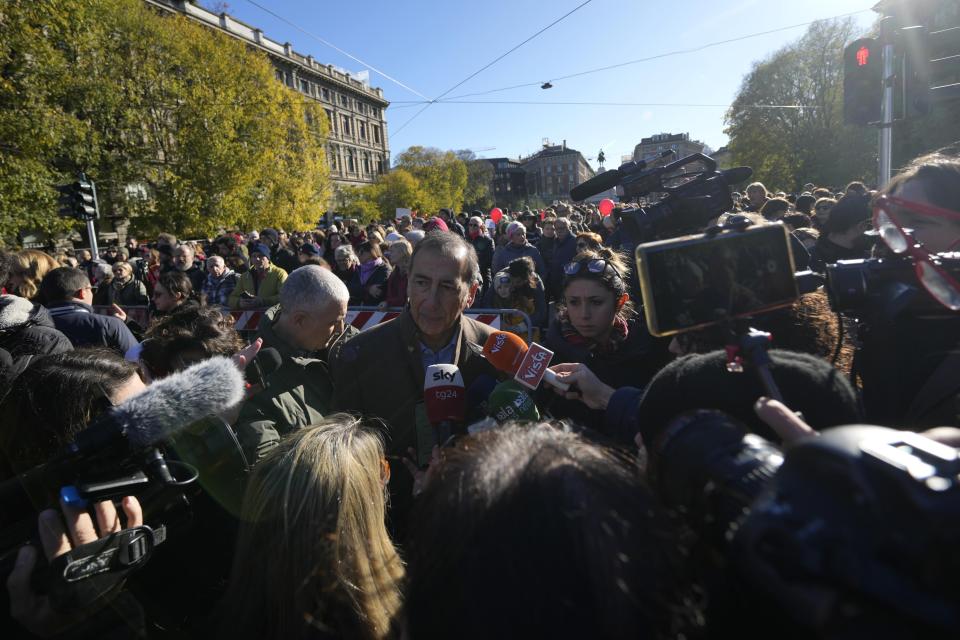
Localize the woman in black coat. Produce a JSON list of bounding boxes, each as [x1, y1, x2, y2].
[[351, 240, 390, 306], [543, 247, 670, 434]]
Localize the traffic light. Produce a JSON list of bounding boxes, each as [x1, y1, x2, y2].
[[901, 23, 960, 117], [844, 38, 883, 125], [56, 174, 98, 221]]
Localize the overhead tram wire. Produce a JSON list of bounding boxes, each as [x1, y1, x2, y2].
[[387, 100, 815, 109], [435, 7, 874, 102], [241, 0, 431, 101], [390, 0, 594, 138]]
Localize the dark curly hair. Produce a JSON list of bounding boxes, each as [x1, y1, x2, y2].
[[140, 305, 245, 379]]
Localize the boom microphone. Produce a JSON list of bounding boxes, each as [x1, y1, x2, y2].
[[1, 356, 246, 526], [570, 150, 675, 201], [720, 166, 753, 186], [424, 364, 466, 446], [72, 356, 246, 454]]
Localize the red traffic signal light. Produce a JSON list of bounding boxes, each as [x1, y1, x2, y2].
[[844, 38, 882, 126]]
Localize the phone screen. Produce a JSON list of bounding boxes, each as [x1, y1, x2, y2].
[[636, 224, 799, 336]]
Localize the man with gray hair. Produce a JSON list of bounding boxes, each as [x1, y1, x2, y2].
[[235, 265, 355, 463]]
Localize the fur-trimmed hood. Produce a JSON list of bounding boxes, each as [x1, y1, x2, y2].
[[0, 295, 56, 333]]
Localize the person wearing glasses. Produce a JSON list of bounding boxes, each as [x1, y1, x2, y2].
[[857, 149, 960, 428], [466, 214, 495, 302], [543, 247, 669, 433]]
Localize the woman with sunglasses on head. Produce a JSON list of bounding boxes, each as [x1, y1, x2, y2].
[[858, 149, 960, 428], [544, 247, 670, 434]]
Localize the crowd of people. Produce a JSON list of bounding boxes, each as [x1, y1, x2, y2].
[[1, 147, 959, 639]]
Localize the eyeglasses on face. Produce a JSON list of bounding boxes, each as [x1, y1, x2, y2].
[[872, 194, 960, 311]]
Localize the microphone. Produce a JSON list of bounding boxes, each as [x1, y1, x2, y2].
[[570, 169, 622, 202], [424, 364, 466, 446], [720, 166, 753, 186], [487, 380, 541, 424], [480, 331, 569, 392], [1, 356, 246, 526], [246, 347, 283, 390]]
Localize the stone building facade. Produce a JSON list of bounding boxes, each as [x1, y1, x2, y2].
[[632, 132, 705, 164], [147, 0, 390, 190], [520, 141, 594, 202]]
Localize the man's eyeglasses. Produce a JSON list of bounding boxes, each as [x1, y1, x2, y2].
[[563, 258, 622, 280], [872, 194, 960, 311]]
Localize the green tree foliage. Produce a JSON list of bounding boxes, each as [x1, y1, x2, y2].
[[0, 0, 330, 243], [337, 148, 472, 221], [724, 19, 876, 190], [394, 146, 468, 213]]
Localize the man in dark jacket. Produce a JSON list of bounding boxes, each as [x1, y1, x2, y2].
[[0, 294, 73, 379], [261, 228, 299, 275], [333, 233, 498, 528], [171, 244, 206, 293], [466, 213, 495, 303], [235, 265, 352, 464], [39, 267, 138, 355], [546, 217, 577, 301]]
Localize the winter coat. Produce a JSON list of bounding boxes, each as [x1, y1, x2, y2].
[[46, 301, 139, 356], [201, 270, 238, 309], [107, 279, 149, 308], [228, 264, 287, 309], [0, 296, 73, 378], [491, 243, 547, 282]]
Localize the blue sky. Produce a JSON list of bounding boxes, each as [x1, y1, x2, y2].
[[222, 0, 876, 169]]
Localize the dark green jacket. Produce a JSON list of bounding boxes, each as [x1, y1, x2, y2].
[[234, 307, 357, 464]]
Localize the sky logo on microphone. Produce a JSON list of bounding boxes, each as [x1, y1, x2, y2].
[[514, 343, 554, 390], [432, 369, 457, 382]]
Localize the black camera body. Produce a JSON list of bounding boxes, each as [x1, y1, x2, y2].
[[825, 253, 960, 320], [649, 411, 960, 637], [617, 154, 748, 245]]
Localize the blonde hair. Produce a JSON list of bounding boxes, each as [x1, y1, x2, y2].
[[13, 249, 59, 300], [223, 415, 403, 640], [387, 239, 412, 273]]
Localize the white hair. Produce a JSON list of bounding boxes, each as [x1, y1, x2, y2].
[[280, 265, 349, 313], [206, 255, 225, 268]]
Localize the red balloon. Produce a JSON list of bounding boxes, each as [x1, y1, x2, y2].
[[490, 207, 503, 223], [599, 198, 615, 216], [539, 209, 546, 221]]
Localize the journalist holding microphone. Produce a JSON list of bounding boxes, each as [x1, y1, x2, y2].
[[544, 246, 669, 433]]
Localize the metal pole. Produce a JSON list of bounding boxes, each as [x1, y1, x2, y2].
[[879, 16, 895, 186], [87, 175, 100, 260]]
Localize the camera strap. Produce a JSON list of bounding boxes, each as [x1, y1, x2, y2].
[[45, 524, 166, 611]]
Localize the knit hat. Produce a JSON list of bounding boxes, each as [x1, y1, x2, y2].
[[423, 217, 449, 233], [633, 349, 860, 446], [298, 243, 319, 256], [506, 221, 525, 238], [250, 243, 271, 259]]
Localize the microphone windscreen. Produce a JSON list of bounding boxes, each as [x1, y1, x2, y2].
[[424, 364, 466, 426], [487, 380, 540, 424], [481, 331, 528, 375], [106, 356, 245, 449], [570, 169, 623, 202]]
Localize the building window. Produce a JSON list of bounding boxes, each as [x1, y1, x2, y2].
[[275, 69, 284, 82], [373, 125, 381, 144], [363, 153, 370, 174], [359, 122, 366, 140], [356, 100, 364, 114], [340, 94, 349, 106], [322, 87, 330, 100], [341, 115, 351, 135], [299, 79, 310, 94], [546, 165, 552, 173], [347, 150, 355, 173], [325, 109, 334, 131]]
